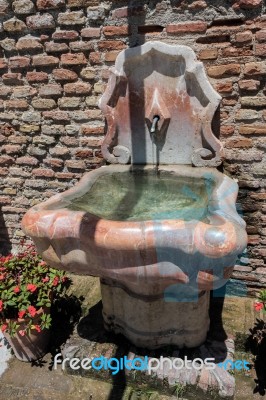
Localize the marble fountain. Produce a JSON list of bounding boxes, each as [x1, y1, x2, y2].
[[22, 42, 247, 349]]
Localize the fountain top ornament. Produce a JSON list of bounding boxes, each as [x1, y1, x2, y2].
[[99, 41, 223, 167]]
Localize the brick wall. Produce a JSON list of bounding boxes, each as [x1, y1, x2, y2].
[[0, 0, 265, 294]]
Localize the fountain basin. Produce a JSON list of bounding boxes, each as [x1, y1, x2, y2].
[[22, 164, 247, 348]]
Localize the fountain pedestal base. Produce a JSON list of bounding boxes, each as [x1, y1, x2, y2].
[[101, 280, 210, 349]]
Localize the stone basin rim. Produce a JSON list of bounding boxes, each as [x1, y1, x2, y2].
[[26, 164, 240, 224]]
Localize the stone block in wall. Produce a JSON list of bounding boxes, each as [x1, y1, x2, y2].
[[58, 11, 86, 26], [26, 13, 55, 30], [3, 17, 26, 32], [12, 0, 35, 14], [16, 37, 43, 52]]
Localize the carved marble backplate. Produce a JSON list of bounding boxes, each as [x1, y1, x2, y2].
[[99, 41, 224, 167]]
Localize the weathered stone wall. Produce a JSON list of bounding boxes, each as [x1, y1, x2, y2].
[[0, 0, 265, 293]]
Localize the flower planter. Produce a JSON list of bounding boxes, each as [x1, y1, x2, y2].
[[3, 307, 50, 362]]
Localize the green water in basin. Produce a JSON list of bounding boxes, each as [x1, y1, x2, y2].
[[67, 171, 213, 221]]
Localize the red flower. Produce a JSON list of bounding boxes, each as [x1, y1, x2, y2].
[[0, 274, 5, 280], [254, 302, 264, 311], [18, 310, 26, 319], [26, 283, 37, 293], [0, 300, 3, 312], [42, 277, 49, 283], [1, 324, 7, 332], [39, 261, 47, 266], [13, 286, 20, 293], [34, 325, 41, 333], [52, 276, 59, 286], [28, 306, 37, 317], [19, 330, 25, 337]]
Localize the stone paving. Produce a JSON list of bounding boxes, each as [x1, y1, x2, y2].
[[0, 275, 264, 400]]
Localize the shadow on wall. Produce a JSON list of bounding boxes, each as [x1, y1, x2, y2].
[[0, 207, 11, 256]]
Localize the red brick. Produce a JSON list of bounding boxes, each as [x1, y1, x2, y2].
[[244, 62, 266, 76], [45, 42, 69, 53], [61, 52, 87, 66], [0, 1, 9, 14], [69, 41, 92, 52], [2, 145, 22, 154], [166, 21, 207, 34], [64, 82, 91, 95], [248, 235, 261, 245], [55, 172, 75, 179], [198, 49, 218, 60], [65, 160, 86, 169], [32, 168, 55, 177], [0, 196, 11, 205], [89, 52, 101, 64], [238, 79, 260, 91], [103, 26, 131, 37], [0, 124, 15, 136], [0, 58, 7, 70], [26, 72, 48, 83], [26, 13, 55, 30], [188, 1, 207, 9], [0, 155, 14, 166], [250, 192, 266, 200], [255, 43, 266, 56], [222, 46, 252, 57], [2, 73, 23, 85], [14, 87, 38, 98], [39, 84, 62, 97], [220, 125, 235, 136], [81, 28, 101, 38], [75, 149, 93, 158], [222, 97, 238, 106], [239, 125, 266, 135], [5, 100, 28, 110], [81, 125, 105, 135], [36, 0, 65, 10], [60, 136, 78, 146], [43, 158, 64, 167], [215, 81, 233, 93], [16, 156, 38, 165], [52, 68, 78, 81], [256, 30, 266, 42], [0, 86, 12, 98], [98, 40, 127, 51], [239, 0, 262, 9], [42, 111, 70, 122], [0, 168, 8, 176], [207, 64, 241, 78], [225, 138, 253, 148], [235, 30, 252, 43], [3, 18, 26, 33], [32, 55, 59, 66], [16, 38, 43, 51], [52, 30, 79, 40], [104, 51, 120, 62], [9, 56, 30, 69]]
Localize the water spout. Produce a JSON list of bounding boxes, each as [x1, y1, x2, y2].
[[150, 115, 160, 134]]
